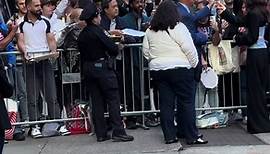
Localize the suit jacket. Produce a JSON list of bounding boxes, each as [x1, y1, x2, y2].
[[100, 13, 126, 31], [177, 3, 210, 82], [100, 14, 136, 43], [0, 60, 12, 130], [177, 3, 210, 46], [120, 12, 150, 31], [120, 12, 150, 43]]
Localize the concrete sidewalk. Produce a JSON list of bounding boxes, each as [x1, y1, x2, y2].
[[4, 126, 270, 154]]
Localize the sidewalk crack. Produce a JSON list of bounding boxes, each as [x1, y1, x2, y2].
[[39, 140, 49, 154]]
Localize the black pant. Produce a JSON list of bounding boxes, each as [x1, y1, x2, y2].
[[194, 47, 202, 82], [83, 62, 126, 138], [240, 66, 247, 116], [0, 129, 4, 154], [246, 48, 270, 133], [152, 68, 198, 142], [218, 73, 240, 107]]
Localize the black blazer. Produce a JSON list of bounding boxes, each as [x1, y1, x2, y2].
[[100, 13, 136, 43], [221, 9, 268, 46], [100, 13, 126, 31], [0, 60, 13, 130]]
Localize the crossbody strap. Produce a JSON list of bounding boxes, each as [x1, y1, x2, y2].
[[165, 29, 182, 48]]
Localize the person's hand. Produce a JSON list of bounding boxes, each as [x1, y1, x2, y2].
[[215, 1, 226, 14], [109, 30, 123, 36], [23, 52, 31, 61], [51, 50, 59, 59], [8, 22, 18, 33], [221, 20, 229, 29]]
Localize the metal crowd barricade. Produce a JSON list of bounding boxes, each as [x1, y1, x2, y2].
[[195, 71, 247, 113], [0, 43, 248, 128], [0, 50, 86, 127]]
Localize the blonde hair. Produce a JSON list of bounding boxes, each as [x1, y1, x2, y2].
[[69, 8, 83, 23]]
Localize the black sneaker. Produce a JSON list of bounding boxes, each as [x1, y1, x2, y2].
[[112, 134, 134, 142], [187, 138, 208, 145], [97, 135, 111, 142], [13, 132, 26, 141]]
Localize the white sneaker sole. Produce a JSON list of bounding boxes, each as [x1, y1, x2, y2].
[[60, 131, 71, 136], [32, 134, 43, 139]]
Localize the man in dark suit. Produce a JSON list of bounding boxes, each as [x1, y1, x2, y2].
[[175, 0, 213, 144], [177, 0, 213, 81], [101, 0, 126, 30], [177, 0, 212, 46], [0, 17, 17, 153], [100, 0, 136, 43]]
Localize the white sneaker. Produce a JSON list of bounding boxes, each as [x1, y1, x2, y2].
[[59, 125, 71, 136], [31, 126, 43, 139]]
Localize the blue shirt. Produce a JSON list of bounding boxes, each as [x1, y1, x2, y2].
[[0, 22, 16, 65]]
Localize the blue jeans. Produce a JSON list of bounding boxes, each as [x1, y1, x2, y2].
[[7, 65, 28, 121]]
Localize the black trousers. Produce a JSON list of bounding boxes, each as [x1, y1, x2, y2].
[[152, 68, 198, 142], [83, 62, 126, 138], [0, 129, 4, 154], [218, 73, 240, 107], [246, 48, 270, 133]]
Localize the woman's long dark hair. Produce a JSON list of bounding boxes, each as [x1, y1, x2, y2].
[[233, 0, 246, 17], [150, 0, 181, 32], [246, 0, 269, 23]]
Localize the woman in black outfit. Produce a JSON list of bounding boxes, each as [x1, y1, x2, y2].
[[217, 0, 270, 133]]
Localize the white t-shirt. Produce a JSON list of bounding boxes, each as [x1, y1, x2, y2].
[[19, 16, 51, 53]]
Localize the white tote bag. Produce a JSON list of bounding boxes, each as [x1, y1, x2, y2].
[[208, 40, 239, 75]]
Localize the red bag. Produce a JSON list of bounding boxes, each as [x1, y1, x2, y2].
[[66, 104, 91, 135], [5, 111, 16, 140], [4, 98, 18, 140]]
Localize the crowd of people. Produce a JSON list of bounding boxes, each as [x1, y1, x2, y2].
[[0, 0, 269, 152]]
